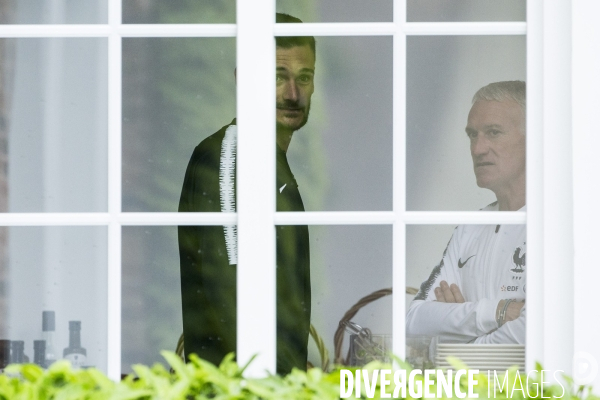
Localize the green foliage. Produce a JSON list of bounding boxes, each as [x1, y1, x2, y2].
[[0, 352, 598, 400]]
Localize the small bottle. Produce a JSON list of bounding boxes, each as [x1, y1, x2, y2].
[[63, 321, 86, 369], [10, 341, 25, 364], [42, 311, 57, 366], [0, 340, 10, 371], [33, 340, 46, 368]]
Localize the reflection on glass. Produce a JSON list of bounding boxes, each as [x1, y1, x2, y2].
[[3, 0, 107, 24], [6, 226, 107, 371], [276, 0, 392, 23], [121, 226, 181, 373], [309, 225, 392, 369], [123, 0, 234, 24], [407, 0, 525, 22], [0, 38, 108, 212], [287, 35, 392, 212], [406, 223, 526, 368], [122, 38, 235, 212], [407, 36, 525, 211]]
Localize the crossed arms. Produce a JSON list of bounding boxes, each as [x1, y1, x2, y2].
[[406, 279, 526, 344]]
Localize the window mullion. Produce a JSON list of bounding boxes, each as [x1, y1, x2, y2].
[[236, 1, 277, 376], [271, 22, 525, 37], [107, 0, 122, 381], [392, 0, 407, 363], [526, 0, 544, 374], [404, 21, 526, 35], [572, 0, 600, 388], [540, 0, 574, 375]]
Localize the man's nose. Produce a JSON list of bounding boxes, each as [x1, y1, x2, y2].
[[471, 135, 489, 156], [283, 81, 299, 101]]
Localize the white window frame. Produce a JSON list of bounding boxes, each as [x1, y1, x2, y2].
[[572, 0, 600, 389], [0, 0, 585, 382]]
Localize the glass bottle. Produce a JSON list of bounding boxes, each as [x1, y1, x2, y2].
[[63, 321, 86, 369], [42, 311, 57, 366], [33, 340, 46, 368], [10, 341, 25, 364], [0, 340, 10, 371]]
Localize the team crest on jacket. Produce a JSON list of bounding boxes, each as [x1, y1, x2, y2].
[[511, 242, 526, 280]]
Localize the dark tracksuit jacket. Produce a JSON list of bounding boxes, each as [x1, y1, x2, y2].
[[178, 120, 311, 374]]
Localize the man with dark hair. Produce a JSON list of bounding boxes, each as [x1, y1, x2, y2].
[[406, 81, 526, 344], [178, 13, 315, 374], [275, 13, 316, 56]]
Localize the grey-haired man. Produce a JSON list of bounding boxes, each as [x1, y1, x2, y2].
[[406, 81, 527, 344]]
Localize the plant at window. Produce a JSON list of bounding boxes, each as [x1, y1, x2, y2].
[[0, 351, 597, 399]]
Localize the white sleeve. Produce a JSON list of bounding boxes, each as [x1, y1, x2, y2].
[[406, 299, 499, 342], [406, 229, 498, 342], [473, 306, 526, 344]]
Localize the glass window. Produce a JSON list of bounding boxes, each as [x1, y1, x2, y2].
[[308, 225, 392, 368], [276, 1, 392, 23], [3, 0, 108, 24], [6, 226, 108, 370], [123, 0, 235, 24], [407, 224, 527, 369], [121, 226, 181, 372], [285, 36, 392, 212], [3, 38, 108, 213], [406, 35, 525, 211], [122, 38, 235, 212], [0, 0, 543, 377], [407, 0, 526, 22]]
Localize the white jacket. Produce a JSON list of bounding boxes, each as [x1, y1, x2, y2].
[[406, 203, 526, 344]]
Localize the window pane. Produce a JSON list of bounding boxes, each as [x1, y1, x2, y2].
[[5, 226, 108, 371], [276, 1, 392, 23], [406, 36, 526, 211], [123, 0, 234, 24], [281, 36, 392, 212], [161, 223, 392, 372], [1, 38, 108, 213], [2, 0, 108, 24], [122, 226, 180, 373], [406, 224, 526, 369], [407, 0, 525, 22], [122, 38, 235, 212], [308, 225, 392, 368]]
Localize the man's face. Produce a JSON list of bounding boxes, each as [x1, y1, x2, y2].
[[276, 45, 315, 133], [465, 99, 526, 194]]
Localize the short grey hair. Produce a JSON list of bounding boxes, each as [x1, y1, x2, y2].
[[472, 81, 526, 115]]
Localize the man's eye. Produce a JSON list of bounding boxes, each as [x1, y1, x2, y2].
[[489, 129, 501, 136], [298, 75, 312, 84], [276, 75, 284, 82]]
